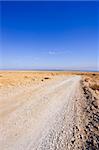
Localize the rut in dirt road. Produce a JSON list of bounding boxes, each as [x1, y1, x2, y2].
[[0, 76, 83, 150]]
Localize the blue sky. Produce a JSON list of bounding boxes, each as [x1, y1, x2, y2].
[[0, 1, 98, 71]]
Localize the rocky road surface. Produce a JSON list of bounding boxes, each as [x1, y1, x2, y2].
[[0, 76, 89, 150]]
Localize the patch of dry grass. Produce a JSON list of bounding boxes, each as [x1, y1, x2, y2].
[[90, 84, 99, 91]]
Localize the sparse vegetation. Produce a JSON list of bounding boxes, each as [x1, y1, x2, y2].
[[44, 77, 50, 79], [24, 76, 28, 78], [90, 84, 99, 91]]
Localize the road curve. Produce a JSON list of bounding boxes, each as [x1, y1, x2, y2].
[[0, 76, 81, 150]]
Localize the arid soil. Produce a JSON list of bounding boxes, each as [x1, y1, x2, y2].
[[80, 74, 99, 149], [0, 71, 99, 150]]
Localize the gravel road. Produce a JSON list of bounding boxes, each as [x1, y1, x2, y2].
[[0, 76, 82, 150]]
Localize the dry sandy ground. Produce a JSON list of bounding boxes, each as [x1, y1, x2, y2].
[[0, 71, 99, 150]]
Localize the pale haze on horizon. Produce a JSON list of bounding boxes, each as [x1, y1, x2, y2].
[[0, 1, 98, 71]]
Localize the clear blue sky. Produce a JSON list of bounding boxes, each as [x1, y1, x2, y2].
[[0, 1, 98, 71]]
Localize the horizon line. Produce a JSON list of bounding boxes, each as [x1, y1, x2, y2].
[[0, 68, 98, 72]]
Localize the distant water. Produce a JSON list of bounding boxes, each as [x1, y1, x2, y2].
[[0, 68, 98, 72]]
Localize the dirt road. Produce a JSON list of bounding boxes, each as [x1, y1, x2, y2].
[[0, 76, 82, 150]]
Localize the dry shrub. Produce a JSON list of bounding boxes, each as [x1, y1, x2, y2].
[[90, 83, 99, 91], [44, 77, 50, 79], [24, 76, 28, 78]]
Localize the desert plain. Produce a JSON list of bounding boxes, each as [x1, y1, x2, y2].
[[0, 71, 99, 150]]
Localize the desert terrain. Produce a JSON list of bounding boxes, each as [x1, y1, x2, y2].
[[0, 71, 99, 150]]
